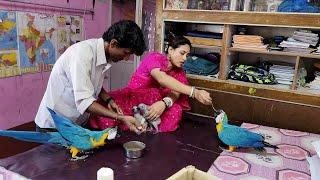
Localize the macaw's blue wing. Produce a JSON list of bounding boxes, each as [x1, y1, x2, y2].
[[218, 124, 265, 148], [47, 108, 104, 150], [0, 130, 70, 147]]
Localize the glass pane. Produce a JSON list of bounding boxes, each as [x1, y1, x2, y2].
[[165, 0, 230, 10], [142, 0, 156, 52]]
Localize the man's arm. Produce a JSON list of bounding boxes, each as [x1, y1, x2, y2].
[[99, 88, 112, 104], [86, 101, 142, 133], [98, 88, 123, 114], [86, 101, 119, 120]]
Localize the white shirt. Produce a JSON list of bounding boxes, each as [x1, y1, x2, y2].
[[35, 38, 111, 128]]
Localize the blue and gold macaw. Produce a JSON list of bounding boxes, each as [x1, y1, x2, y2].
[[0, 108, 117, 159], [215, 110, 278, 152]]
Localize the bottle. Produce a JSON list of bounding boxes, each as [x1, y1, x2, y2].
[[97, 167, 114, 180]]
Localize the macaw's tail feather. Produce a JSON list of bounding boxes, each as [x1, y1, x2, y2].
[[262, 141, 279, 149], [0, 130, 54, 144]]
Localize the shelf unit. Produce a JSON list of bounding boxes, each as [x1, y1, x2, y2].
[[229, 48, 320, 59], [155, 0, 320, 133]]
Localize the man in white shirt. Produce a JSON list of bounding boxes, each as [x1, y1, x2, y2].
[[35, 20, 146, 133]]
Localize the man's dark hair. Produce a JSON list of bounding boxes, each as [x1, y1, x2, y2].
[[103, 20, 146, 56]]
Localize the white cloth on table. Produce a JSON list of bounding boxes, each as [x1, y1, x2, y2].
[[0, 166, 30, 180], [307, 155, 320, 180]]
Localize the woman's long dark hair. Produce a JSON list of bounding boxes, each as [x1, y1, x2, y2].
[[165, 33, 191, 53]]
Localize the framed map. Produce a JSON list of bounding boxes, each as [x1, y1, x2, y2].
[[0, 10, 20, 78], [17, 12, 57, 73], [0, 10, 84, 78]]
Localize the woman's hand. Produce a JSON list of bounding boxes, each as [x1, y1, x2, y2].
[[146, 101, 166, 121], [107, 99, 123, 115], [194, 89, 212, 105], [119, 115, 145, 133]]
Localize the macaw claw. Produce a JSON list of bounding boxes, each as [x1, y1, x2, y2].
[[70, 155, 89, 161], [228, 146, 236, 152]]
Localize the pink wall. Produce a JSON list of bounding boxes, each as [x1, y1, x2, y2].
[[0, 0, 111, 129]]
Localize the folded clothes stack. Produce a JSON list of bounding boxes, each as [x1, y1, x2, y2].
[[280, 30, 318, 54], [232, 35, 268, 52], [269, 64, 294, 85]]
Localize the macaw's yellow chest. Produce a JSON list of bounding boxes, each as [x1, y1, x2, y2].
[[216, 123, 223, 133]]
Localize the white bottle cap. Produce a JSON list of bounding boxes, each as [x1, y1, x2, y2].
[[97, 167, 114, 180]]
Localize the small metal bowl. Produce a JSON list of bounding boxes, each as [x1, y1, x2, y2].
[[123, 141, 146, 159]]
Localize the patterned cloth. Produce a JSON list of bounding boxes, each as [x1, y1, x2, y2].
[[0, 166, 30, 180], [89, 52, 190, 132], [208, 123, 320, 180], [228, 64, 277, 84]]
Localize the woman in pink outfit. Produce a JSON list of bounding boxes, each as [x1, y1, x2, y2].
[[89, 36, 212, 132]]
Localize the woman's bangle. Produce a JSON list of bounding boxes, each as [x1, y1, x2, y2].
[[162, 97, 173, 108], [189, 86, 195, 98], [161, 99, 168, 108]]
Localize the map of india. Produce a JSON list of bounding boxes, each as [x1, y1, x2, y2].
[[18, 12, 56, 70]]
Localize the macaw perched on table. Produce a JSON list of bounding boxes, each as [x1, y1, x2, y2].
[[48, 108, 117, 159], [0, 108, 117, 160], [215, 110, 278, 152]]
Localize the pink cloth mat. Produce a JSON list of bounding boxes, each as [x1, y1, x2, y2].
[[208, 123, 320, 180]]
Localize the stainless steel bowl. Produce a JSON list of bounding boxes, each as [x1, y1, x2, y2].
[[123, 141, 146, 159]]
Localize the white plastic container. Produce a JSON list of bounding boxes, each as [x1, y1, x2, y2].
[[97, 167, 114, 180]]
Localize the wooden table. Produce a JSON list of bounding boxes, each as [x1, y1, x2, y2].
[[0, 117, 222, 180]]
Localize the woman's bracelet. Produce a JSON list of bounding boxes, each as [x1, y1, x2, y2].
[[161, 99, 168, 108], [162, 97, 173, 108], [189, 86, 195, 98]]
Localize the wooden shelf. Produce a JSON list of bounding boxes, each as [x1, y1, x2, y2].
[[157, 0, 320, 132], [297, 87, 320, 96], [187, 74, 320, 107], [161, 10, 320, 28], [191, 44, 221, 53], [187, 74, 291, 91], [229, 47, 320, 59]]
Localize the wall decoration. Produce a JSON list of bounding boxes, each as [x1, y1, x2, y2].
[[0, 10, 20, 78], [17, 12, 57, 73], [0, 10, 83, 78], [70, 16, 83, 45], [56, 15, 71, 57], [56, 15, 83, 57]]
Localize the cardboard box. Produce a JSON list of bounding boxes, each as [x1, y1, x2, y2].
[[167, 165, 220, 180]]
